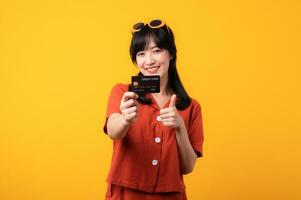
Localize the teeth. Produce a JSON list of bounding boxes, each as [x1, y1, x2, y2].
[[147, 66, 158, 69], [146, 66, 159, 73]]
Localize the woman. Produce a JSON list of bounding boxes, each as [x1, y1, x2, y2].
[[103, 19, 204, 200]]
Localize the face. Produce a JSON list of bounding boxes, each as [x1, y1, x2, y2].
[[135, 37, 172, 78]]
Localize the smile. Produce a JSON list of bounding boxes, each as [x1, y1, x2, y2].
[[146, 66, 160, 74]]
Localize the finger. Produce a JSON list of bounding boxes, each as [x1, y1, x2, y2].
[[163, 121, 175, 127], [121, 92, 135, 103], [159, 107, 173, 115], [161, 117, 175, 123], [124, 112, 137, 120], [169, 94, 177, 108], [120, 99, 136, 110], [123, 106, 137, 115], [159, 112, 174, 120], [121, 92, 139, 103]]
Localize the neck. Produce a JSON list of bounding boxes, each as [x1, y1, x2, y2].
[[153, 75, 172, 97]]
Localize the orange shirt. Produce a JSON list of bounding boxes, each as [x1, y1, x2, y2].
[[103, 83, 204, 193]]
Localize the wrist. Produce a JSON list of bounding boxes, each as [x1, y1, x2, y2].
[[176, 121, 186, 133], [120, 115, 131, 126]]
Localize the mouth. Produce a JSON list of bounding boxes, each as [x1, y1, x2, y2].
[[145, 66, 160, 74]]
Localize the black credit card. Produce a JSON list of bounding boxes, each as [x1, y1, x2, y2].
[[131, 75, 160, 93]]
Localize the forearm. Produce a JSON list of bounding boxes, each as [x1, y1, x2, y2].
[[175, 125, 197, 174], [107, 113, 130, 140]]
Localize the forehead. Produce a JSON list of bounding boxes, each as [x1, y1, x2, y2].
[[145, 37, 157, 49]]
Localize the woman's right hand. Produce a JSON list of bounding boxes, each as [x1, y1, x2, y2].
[[120, 92, 139, 124]]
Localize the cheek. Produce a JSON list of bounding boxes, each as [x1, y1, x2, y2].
[[158, 53, 170, 64], [137, 63, 144, 70], [136, 58, 144, 68], [160, 56, 171, 68]]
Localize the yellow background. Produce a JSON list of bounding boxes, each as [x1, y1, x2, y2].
[[0, 0, 300, 199]]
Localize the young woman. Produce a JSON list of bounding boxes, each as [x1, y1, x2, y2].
[[103, 19, 204, 200]]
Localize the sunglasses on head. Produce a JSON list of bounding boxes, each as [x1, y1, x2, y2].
[[132, 19, 171, 35]]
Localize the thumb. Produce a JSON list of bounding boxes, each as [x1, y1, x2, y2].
[[169, 94, 177, 108]]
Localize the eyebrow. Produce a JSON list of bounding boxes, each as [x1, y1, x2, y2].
[[149, 46, 158, 49], [140, 45, 159, 52]]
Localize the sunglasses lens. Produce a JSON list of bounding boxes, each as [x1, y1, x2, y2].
[[149, 20, 163, 27], [133, 22, 144, 30]]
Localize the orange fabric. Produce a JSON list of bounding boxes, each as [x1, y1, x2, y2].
[[103, 83, 204, 194], [105, 183, 187, 200]]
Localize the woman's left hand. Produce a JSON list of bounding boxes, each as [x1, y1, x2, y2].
[[159, 94, 185, 129]]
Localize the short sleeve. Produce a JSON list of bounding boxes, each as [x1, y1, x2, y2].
[[188, 101, 204, 158], [103, 83, 128, 134]]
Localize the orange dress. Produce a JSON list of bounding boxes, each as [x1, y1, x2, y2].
[[103, 83, 204, 200]]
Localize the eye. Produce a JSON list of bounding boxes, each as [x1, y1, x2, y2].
[[136, 52, 144, 57], [153, 49, 162, 53]]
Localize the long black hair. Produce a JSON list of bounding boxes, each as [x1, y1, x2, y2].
[[129, 22, 191, 110]]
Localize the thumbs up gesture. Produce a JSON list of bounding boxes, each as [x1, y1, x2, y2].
[[159, 94, 185, 129]]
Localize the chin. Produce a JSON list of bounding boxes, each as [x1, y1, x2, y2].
[[142, 71, 161, 76]]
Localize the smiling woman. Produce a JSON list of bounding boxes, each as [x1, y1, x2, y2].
[[129, 20, 190, 110], [102, 19, 204, 200], [136, 39, 171, 74]]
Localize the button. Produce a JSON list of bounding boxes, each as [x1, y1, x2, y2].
[[155, 137, 161, 143], [156, 116, 162, 121], [152, 160, 158, 166]]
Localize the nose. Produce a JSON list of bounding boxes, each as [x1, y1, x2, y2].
[[145, 53, 155, 66]]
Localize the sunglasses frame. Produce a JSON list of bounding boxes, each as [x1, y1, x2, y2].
[[132, 19, 170, 35]]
